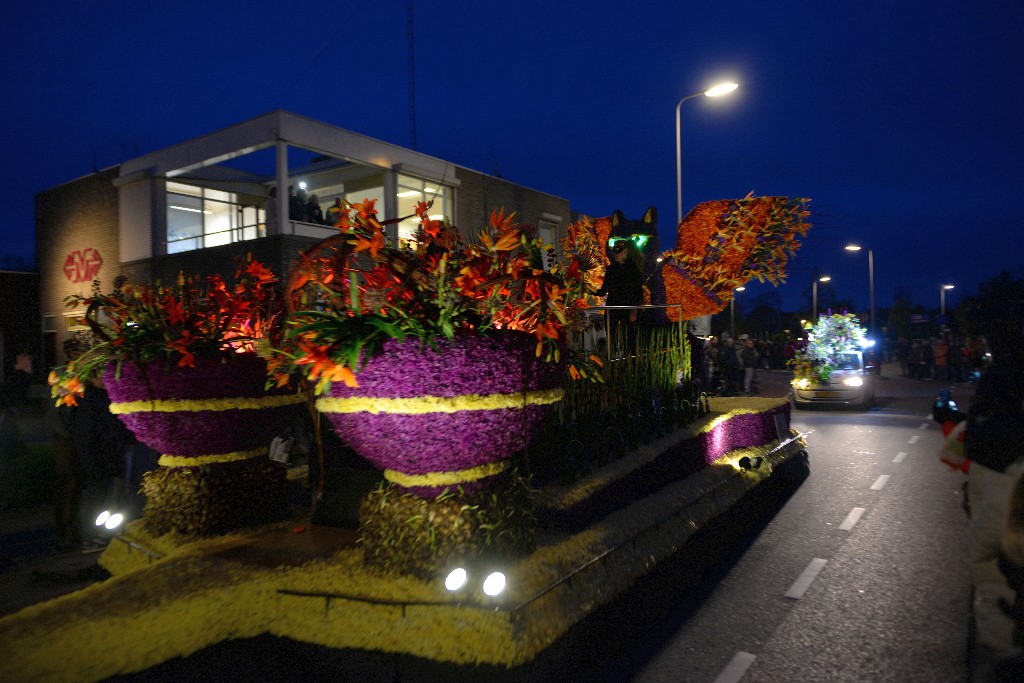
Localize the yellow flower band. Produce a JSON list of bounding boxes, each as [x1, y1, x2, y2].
[[110, 393, 305, 415], [158, 446, 268, 467], [384, 460, 509, 488], [316, 388, 564, 416]]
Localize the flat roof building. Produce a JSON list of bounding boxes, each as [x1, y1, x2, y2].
[[36, 110, 571, 367]]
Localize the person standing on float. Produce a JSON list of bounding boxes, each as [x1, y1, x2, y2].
[[595, 240, 645, 357]]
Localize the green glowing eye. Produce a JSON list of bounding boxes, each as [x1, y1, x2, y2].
[[631, 235, 649, 248]]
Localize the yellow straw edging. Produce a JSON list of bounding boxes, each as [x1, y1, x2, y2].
[[158, 446, 268, 467], [110, 393, 305, 415], [316, 388, 564, 415], [384, 460, 509, 488]]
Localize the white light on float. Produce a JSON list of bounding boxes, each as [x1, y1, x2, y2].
[[445, 568, 468, 592], [482, 572, 506, 596]]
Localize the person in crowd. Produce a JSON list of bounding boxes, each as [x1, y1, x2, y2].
[[948, 334, 967, 383], [306, 194, 325, 225], [922, 338, 935, 380], [895, 336, 911, 377], [5, 351, 33, 415], [719, 335, 743, 396], [288, 186, 306, 222], [325, 197, 345, 226], [594, 239, 644, 357], [908, 339, 924, 379], [962, 341, 1024, 674], [49, 340, 85, 550], [990, 471, 1024, 681], [741, 336, 760, 395], [933, 336, 949, 382], [73, 374, 136, 548]]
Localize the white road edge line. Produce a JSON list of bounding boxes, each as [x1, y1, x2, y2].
[[839, 507, 866, 531], [785, 558, 828, 599], [893, 451, 907, 463], [908, 435, 921, 444], [871, 475, 891, 490], [713, 651, 757, 683]]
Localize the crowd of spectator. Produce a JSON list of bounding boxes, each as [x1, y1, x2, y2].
[[265, 185, 341, 227], [893, 334, 989, 383], [697, 334, 790, 396]]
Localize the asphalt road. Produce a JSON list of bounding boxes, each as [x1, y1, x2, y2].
[[569, 364, 976, 682]]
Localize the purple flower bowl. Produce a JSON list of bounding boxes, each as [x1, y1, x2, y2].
[[321, 331, 564, 495], [103, 353, 299, 459]]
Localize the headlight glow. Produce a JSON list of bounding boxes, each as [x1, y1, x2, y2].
[[95, 510, 110, 527], [104, 513, 124, 530], [794, 378, 810, 390], [843, 377, 864, 387]]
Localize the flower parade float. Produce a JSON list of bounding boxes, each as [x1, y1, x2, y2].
[[48, 259, 304, 535], [1, 197, 814, 682]]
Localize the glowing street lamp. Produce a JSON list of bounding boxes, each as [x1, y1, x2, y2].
[[941, 284, 954, 317], [730, 286, 745, 337], [675, 82, 739, 223], [812, 276, 831, 321], [844, 245, 875, 333]]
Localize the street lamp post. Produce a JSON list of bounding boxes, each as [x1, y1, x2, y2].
[[730, 286, 745, 336], [676, 81, 738, 338], [812, 276, 831, 321], [941, 284, 954, 317], [844, 245, 875, 334], [675, 82, 738, 223]]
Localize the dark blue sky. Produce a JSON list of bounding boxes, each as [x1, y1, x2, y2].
[[3, 1, 1022, 315]]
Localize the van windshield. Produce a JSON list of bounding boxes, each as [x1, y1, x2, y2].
[[834, 353, 861, 371]]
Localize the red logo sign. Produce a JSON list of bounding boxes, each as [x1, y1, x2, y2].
[[63, 248, 104, 283]]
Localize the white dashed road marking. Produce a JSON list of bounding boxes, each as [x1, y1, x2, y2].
[[919, 423, 929, 430], [908, 435, 921, 445], [713, 651, 757, 683], [839, 507, 866, 531], [871, 475, 891, 490], [785, 558, 828, 599], [893, 451, 907, 463]]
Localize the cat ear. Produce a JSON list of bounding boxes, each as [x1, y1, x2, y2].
[[643, 206, 658, 224], [611, 210, 625, 228]]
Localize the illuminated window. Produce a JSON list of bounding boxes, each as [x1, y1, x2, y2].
[[395, 174, 452, 250], [166, 182, 264, 254]]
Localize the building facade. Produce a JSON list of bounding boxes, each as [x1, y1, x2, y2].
[[36, 110, 571, 367]]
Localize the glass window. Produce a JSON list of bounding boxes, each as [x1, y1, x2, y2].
[[167, 191, 203, 254], [395, 174, 452, 250], [166, 182, 263, 253]]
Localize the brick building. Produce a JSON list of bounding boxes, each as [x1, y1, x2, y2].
[[36, 110, 571, 367]]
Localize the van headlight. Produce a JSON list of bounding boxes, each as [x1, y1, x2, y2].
[[843, 377, 864, 387]]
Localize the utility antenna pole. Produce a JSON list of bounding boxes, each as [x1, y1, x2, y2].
[[407, 0, 417, 150]]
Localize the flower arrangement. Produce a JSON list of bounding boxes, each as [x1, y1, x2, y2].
[[47, 256, 301, 536], [788, 312, 869, 386], [272, 199, 594, 392], [660, 194, 811, 320], [49, 255, 284, 404]]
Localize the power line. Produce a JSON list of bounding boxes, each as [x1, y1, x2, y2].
[[274, 0, 371, 109]]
